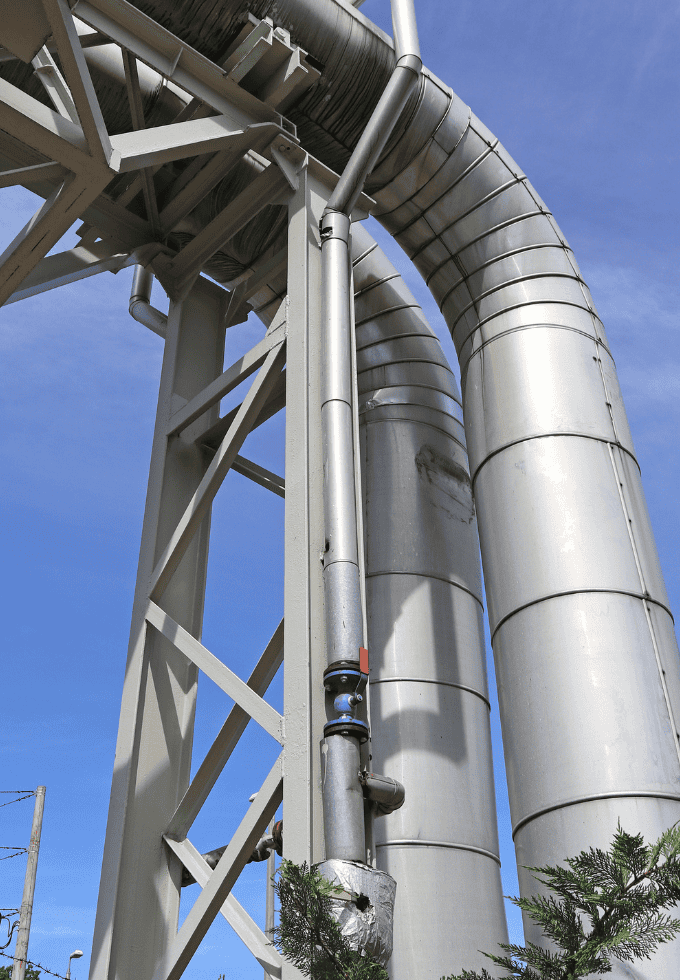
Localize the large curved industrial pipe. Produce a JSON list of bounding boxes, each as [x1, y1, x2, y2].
[[351, 222, 509, 977], [367, 82, 680, 978]]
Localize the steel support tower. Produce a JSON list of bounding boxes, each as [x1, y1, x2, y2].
[[2, 2, 680, 980]]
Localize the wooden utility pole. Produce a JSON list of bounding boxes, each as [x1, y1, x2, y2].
[[13, 787, 46, 980]]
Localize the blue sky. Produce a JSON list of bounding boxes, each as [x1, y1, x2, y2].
[[1, 0, 679, 978]]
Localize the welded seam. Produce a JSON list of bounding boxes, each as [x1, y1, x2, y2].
[[459, 322, 614, 380], [354, 272, 401, 298], [352, 240, 380, 268], [594, 348, 622, 445], [355, 302, 422, 327], [607, 443, 680, 768], [454, 298, 604, 354], [512, 791, 680, 840], [430, 242, 569, 297], [358, 381, 463, 415], [448, 271, 587, 328], [358, 356, 457, 382], [408, 197, 547, 265], [375, 839, 501, 865], [358, 352, 453, 375], [359, 377, 463, 405], [470, 431, 640, 489], [389, 139, 500, 235], [422, 211, 547, 279], [359, 414, 467, 451], [366, 568, 482, 608], [411, 175, 527, 249], [356, 330, 443, 354], [490, 588, 674, 645], [369, 675, 490, 709], [372, 101, 471, 220]]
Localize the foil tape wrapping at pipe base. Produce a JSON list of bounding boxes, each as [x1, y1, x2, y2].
[[316, 859, 397, 966]]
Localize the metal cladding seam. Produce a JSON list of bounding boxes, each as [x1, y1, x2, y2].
[[351, 221, 508, 978]]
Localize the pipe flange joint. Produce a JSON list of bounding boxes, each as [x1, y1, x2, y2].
[[324, 717, 369, 743], [324, 660, 361, 694], [320, 210, 350, 245]]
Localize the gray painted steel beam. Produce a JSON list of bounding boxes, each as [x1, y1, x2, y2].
[[4, 241, 133, 304], [0, 161, 67, 188], [162, 836, 283, 977], [156, 163, 291, 298], [42, 0, 112, 163], [166, 321, 286, 436], [166, 618, 284, 842], [89, 277, 228, 980], [153, 754, 284, 980], [108, 118, 280, 173], [148, 337, 287, 600], [0, 77, 93, 175], [0, 173, 111, 308], [71, 0, 290, 133], [144, 599, 284, 742], [232, 455, 285, 497], [281, 161, 329, 874]]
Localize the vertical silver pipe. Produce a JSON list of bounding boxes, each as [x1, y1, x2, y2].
[[322, 735, 367, 862], [319, 0, 422, 864], [320, 212, 364, 669], [13, 787, 46, 980], [320, 211, 365, 861]]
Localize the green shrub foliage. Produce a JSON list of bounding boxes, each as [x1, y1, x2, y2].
[[271, 860, 389, 980], [443, 821, 680, 980]]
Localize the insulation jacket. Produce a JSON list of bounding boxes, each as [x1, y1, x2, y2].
[[352, 222, 508, 977]]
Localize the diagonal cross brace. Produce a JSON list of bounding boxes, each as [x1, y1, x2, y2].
[[148, 338, 286, 600], [41, 0, 112, 164], [163, 836, 282, 978], [0, 172, 111, 308], [145, 600, 284, 744], [153, 754, 284, 980], [166, 619, 284, 841], [166, 323, 287, 436]]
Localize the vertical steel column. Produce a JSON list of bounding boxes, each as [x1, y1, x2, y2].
[[282, 159, 328, 877], [90, 278, 227, 980]]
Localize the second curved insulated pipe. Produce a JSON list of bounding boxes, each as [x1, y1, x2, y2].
[[351, 221, 508, 977]]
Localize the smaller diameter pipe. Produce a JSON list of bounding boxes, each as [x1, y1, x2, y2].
[[13, 787, 46, 980], [129, 265, 167, 338], [319, 0, 421, 863], [323, 735, 367, 861]]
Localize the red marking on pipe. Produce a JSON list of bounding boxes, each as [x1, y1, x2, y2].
[[359, 646, 369, 675]]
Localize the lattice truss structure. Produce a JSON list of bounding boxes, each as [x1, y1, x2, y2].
[[0, 3, 373, 978]]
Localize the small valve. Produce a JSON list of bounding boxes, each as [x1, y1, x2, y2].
[[323, 647, 370, 743]]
